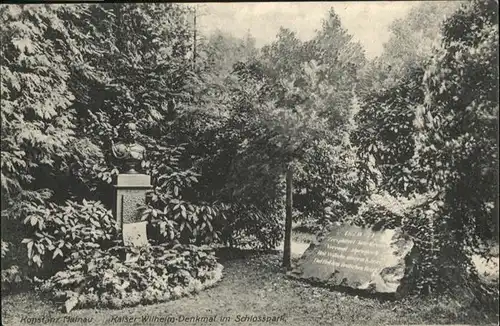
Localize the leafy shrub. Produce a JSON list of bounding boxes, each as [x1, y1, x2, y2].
[[140, 142, 226, 245], [38, 244, 223, 312], [20, 199, 118, 275], [1, 237, 32, 292], [407, 0, 498, 297], [192, 114, 287, 251], [352, 68, 425, 197], [2, 190, 53, 289], [218, 204, 283, 250], [142, 135, 284, 250], [2, 192, 117, 290], [1, 265, 26, 292], [350, 192, 429, 229]]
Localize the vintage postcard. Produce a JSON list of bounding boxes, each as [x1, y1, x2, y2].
[[1, 1, 498, 325]]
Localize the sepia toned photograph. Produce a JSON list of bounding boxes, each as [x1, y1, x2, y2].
[[1, 1, 498, 325]]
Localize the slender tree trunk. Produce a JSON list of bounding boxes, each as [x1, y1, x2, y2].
[[114, 4, 124, 52], [193, 5, 197, 70], [496, 110, 499, 244], [495, 194, 499, 244], [495, 169, 499, 244], [283, 164, 293, 269]]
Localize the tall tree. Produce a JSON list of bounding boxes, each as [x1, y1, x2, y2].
[[360, 1, 463, 92], [255, 9, 366, 268], [415, 0, 498, 248], [1, 4, 87, 205]]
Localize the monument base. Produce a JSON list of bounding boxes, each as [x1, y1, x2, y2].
[[113, 174, 151, 229], [113, 173, 152, 247]]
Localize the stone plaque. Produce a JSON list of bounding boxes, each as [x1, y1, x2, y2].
[[123, 221, 149, 247], [290, 224, 413, 294]]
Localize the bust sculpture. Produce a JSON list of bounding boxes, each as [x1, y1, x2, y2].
[[111, 113, 146, 174]]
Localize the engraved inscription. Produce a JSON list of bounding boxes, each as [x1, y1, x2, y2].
[[308, 235, 390, 274]]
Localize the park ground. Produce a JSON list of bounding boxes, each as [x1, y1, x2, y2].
[[2, 230, 499, 326]]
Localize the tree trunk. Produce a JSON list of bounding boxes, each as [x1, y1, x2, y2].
[[282, 164, 293, 269], [495, 187, 499, 244], [493, 113, 500, 245], [114, 4, 124, 52], [193, 5, 198, 70]]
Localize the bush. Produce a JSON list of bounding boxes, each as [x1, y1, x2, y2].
[[218, 204, 283, 250], [140, 142, 227, 245], [351, 0, 498, 297], [142, 131, 284, 250], [21, 199, 118, 274], [1, 197, 118, 291], [1, 265, 25, 292], [38, 244, 223, 312]]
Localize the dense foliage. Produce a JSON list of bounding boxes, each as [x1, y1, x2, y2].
[[1, 1, 498, 305], [411, 0, 498, 294]]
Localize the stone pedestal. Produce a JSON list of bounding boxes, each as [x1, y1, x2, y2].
[[113, 174, 152, 246]]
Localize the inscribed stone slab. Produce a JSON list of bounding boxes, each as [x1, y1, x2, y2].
[[290, 224, 413, 294]]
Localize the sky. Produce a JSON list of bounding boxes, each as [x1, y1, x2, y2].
[[197, 2, 421, 59]]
